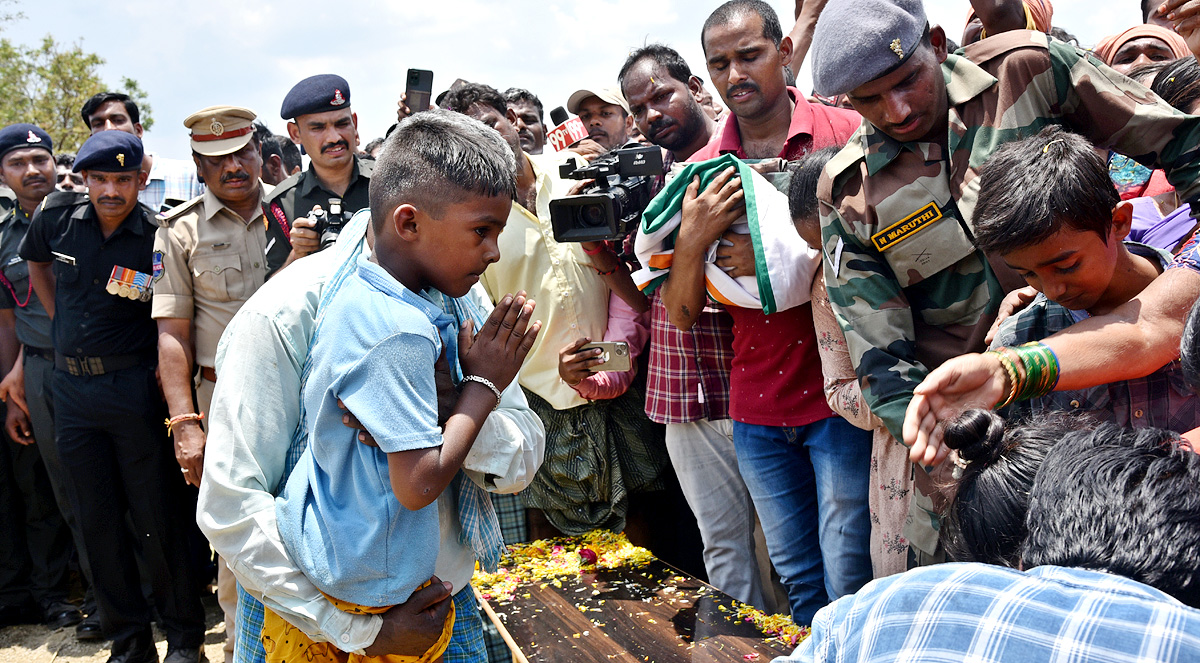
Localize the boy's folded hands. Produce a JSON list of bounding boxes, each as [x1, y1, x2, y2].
[[459, 291, 541, 393]]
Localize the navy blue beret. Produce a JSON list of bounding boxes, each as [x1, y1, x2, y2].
[[74, 131, 143, 172], [0, 124, 52, 160], [811, 0, 927, 97], [280, 74, 351, 120]]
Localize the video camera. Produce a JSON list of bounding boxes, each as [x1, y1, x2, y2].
[[549, 145, 664, 243]]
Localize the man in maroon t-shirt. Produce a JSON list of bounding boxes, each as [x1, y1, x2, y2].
[[662, 0, 873, 625]]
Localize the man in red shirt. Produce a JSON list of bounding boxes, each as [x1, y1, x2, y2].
[[663, 0, 873, 625]]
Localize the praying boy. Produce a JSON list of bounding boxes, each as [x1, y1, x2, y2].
[[269, 109, 540, 663], [979, 125, 1200, 431]]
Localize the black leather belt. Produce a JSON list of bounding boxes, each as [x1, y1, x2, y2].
[[55, 353, 145, 377], [24, 346, 54, 361]]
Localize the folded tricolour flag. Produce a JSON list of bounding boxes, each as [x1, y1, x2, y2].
[[632, 154, 818, 314]]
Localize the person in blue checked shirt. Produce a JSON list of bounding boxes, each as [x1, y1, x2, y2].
[[775, 415, 1200, 662]]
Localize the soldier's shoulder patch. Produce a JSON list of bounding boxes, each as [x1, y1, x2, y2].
[[871, 201, 943, 251], [39, 190, 87, 212]]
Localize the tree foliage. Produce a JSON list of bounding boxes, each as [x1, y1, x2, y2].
[[0, 5, 152, 154]]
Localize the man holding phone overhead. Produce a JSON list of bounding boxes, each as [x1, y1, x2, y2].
[[265, 74, 372, 273]]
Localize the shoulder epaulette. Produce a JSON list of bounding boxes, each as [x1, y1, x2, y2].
[[826, 133, 866, 179], [265, 171, 303, 203], [154, 194, 204, 228], [357, 156, 374, 177], [38, 190, 87, 213]]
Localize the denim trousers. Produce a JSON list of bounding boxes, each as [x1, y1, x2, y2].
[[733, 416, 873, 624]]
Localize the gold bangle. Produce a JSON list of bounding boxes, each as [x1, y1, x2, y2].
[[985, 350, 1019, 409]]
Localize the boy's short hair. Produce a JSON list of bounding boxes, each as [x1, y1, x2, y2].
[[1024, 423, 1200, 607], [368, 109, 516, 231], [787, 146, 842, 226], [973, 125, 1119, 256]]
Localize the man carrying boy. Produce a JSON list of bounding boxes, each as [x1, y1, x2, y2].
[[199, 111, 546, 663], [978, 127, 1200, 431], [266, 108, 539, 663]]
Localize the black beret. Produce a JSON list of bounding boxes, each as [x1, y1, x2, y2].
[[280, 74, 351, 120], [0, 124, 52, 161], [811, 0, 927, 97], [74, 131, 143, 173]]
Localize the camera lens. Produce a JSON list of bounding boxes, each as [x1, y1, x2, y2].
[[580, 205, 605, 227]]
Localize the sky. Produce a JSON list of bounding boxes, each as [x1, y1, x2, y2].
[[10, 0, 1147, 161]]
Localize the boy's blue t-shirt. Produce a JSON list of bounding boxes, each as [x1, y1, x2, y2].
[[990, 242, 1200, 431], [276, 253, 454, 607]]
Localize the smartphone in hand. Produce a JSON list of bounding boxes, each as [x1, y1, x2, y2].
[[405, 69, 434, 114], [582, 341, 631, 372]]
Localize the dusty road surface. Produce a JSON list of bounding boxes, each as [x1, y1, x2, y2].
[[0, 597, 227, 663]]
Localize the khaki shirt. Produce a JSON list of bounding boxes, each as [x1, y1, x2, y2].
[[152, 184, 273, 368]]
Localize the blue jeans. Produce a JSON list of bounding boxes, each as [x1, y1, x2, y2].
[[733, 417, 872, 625]]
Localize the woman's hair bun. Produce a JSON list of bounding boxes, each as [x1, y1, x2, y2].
[[943, 409, 1006, 465]]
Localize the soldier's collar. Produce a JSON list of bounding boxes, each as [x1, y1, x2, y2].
[[299, 156, 365, 198], [942, 53, 998, 106], [78, 200, 150, 236]]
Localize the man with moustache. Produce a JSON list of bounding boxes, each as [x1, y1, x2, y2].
[[265, 74, 372, 272], [0, 124, 80, 631], [692, 0, 859, 162], [152, 106, 275, 663], [505, 88, 547, 155], [618, 45, 777, 611], [20, 130, 205, 663]]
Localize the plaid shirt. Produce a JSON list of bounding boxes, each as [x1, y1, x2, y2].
[[643, 291, 734, 424], [992, 243, 1200, 432], [779, 563, 1200, 663], [139, 154, 204, 212]]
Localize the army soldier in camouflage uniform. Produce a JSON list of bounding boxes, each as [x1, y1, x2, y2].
[[810, 0, 1200, 564], [264, 74, 371, 274]]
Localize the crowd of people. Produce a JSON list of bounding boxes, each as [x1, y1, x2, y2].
[[3, 0, 1200, 662]]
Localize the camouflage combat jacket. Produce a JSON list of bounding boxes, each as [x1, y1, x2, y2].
[[819, 31, 1200, 439]]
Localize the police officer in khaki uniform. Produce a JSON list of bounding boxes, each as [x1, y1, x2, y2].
[[152, 106, 273, 663], [264, 74, 371, 273]]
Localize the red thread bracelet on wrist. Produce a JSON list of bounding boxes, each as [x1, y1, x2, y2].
[[582, 243, 610, 255]]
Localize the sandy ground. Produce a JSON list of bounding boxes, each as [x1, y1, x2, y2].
[[0, 595, 227, 663]]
